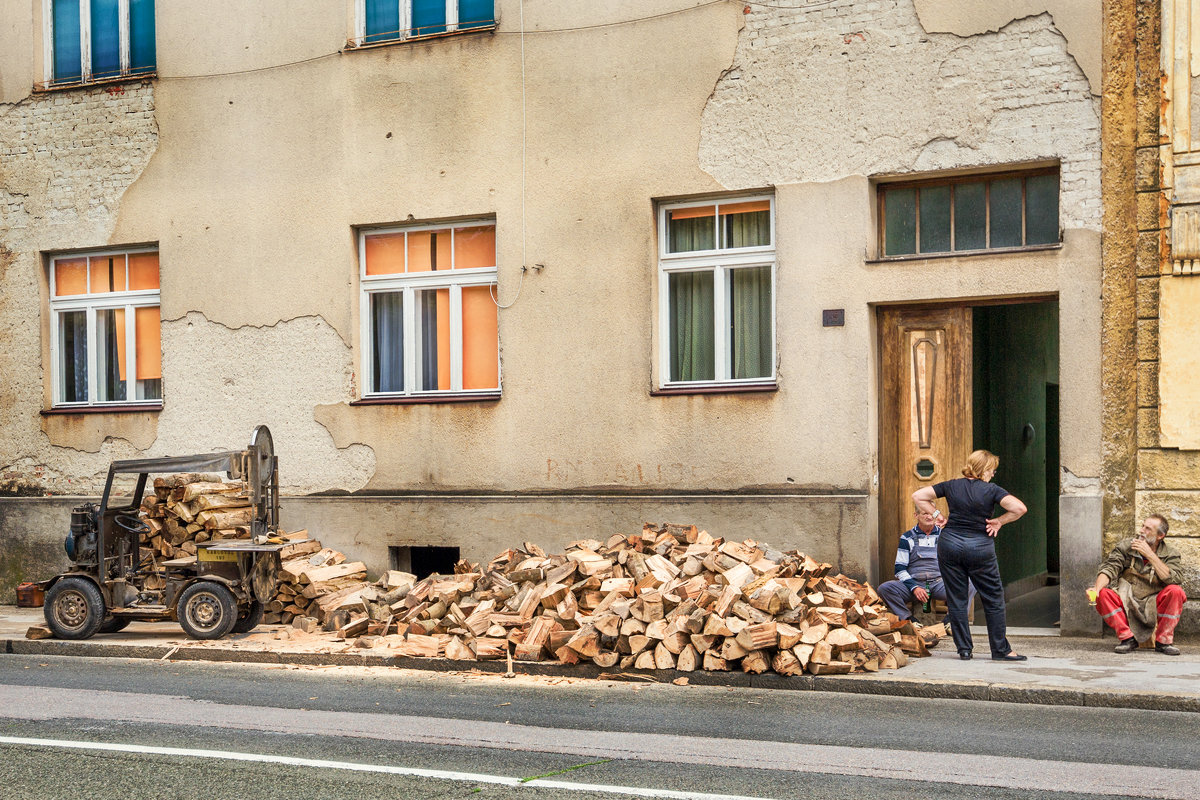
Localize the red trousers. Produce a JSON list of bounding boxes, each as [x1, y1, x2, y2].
[[1096, 585, 1187, 644]]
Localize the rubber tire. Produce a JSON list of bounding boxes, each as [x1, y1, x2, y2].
[[177, 581, 238, 640], [231, 601, 264, 634], [98, 617, 131, 634], [44, 577, 106, 640]]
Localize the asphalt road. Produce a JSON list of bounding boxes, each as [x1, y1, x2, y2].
[[0, 654, 1196, 799]]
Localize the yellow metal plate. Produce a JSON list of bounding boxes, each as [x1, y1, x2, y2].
[[197, 548, 238, 563]]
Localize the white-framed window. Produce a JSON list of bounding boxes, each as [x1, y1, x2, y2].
[[359, 220, 499, 397], [43, 0, 156, 87], [48, 248, 162, 407], [354, 0, 495, 45], [657, 195, 776, 388]]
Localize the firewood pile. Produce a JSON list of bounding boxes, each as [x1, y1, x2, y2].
[[135, 489, 937, 675], [330, 523, 939, 675]]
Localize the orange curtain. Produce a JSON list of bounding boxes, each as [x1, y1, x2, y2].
[[669, 205, 715, 221], [719, 200, 770, 216], [408, 229, 452, 272], [114, 309, 128, 381], [436, 289, 450, 390], [365, 232, 406, 275], [454, 226, 495, 269], [462, 286, 498, 390], [136, 306, 161, 380], [89, 255, 126, 293], [54, 258, 88, 296], [128, 252, 160, 290]]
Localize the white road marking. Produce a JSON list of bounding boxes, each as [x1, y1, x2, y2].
[[1, 684, 1198, 798], [0, 736, 775, 800]]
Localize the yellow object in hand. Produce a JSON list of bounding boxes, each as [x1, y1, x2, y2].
[[1086, 588, 1098, 606]]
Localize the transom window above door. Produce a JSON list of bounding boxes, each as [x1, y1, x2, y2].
[[878, 168, 1060, 259], [657, 196, 776, 390]]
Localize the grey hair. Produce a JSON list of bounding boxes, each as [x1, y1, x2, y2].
[[1148, 514, 1169, 536]]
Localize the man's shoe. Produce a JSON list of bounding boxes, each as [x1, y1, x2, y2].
[[1114, 637, 1139, 654], [1155, 642, 1181, 656]]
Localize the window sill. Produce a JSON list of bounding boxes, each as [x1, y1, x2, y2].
[[344, 25, 496, 51], [651, 382, 777, 397], [351, 392, 501, 406], [34, 73, 155, 93], [867, 242, 1063, 264], [41, 403, 162, 416]]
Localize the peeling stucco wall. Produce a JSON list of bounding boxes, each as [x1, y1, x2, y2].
[[913, 0, 1101, 95], [701, 5, 1100, 234]]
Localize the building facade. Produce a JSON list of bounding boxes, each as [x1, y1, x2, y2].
[[0, 0, 1139, 633]]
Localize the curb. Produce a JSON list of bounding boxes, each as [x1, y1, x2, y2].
[[4, 637, 1198, 713]]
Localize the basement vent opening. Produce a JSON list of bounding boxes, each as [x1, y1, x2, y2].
[[389, 545, 460, 579]]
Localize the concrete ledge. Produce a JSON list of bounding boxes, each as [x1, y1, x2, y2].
[[6, 635, 1199, 713]]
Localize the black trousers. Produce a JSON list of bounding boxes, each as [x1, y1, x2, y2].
[[937, 532, 1012, 656]]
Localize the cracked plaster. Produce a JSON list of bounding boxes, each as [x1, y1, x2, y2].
[[700, 4, 1100, 234]]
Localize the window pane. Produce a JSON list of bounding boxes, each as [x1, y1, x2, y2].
[[668, 271, 714, 382], [54, 257, 88, 296], [953, 182, 986, 251], [371, 293, 404, 392], [416, 288, 451, 391], [407, 229, 451, 272], [720, 201, 770, 249], [89, 254, 126, 293], [918, 185, 951, 254], [883, 188, 916, 256], [412, 0, 447, 35], [58, 310, 88, 403], [729, 266, 772, 379], [989, 177, 1023, 248], [97, 308, 128, 402], [129, 0, 156, 72], [462, 286, 499, 390], [364, 232, 406, 275], [668, 206, 715, 253], [52, 0, 82, 82], [90, 0, 121, 79], [453, 225, 495, 269], [1025, 173, 1060, 245], [365, 0, 401, 42], [128, 252, 160, 290], [458, 0, 494, 29]]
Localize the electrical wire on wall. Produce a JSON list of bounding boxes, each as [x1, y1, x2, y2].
[[491, 0, 528, 310]]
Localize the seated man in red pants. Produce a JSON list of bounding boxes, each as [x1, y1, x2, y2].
[[1089, 514, 1186, 655]]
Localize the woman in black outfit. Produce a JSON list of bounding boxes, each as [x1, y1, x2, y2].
[[913, 449, 1028, 661]]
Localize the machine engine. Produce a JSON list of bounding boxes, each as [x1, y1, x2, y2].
[[65, 502, 99, 565]]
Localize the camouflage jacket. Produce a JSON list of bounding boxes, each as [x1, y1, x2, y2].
[[1098, 538, 1183, 601]]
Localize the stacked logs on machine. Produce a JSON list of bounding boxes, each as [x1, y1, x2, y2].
[[333, 523, 940, 675], [136, 473, 376, 626], [138, 473, 257, 560]]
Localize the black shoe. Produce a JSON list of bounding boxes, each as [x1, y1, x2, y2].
[[992, 652, 1028, 661], [1114, 637, 1139, 654], [1155, 642, 1181, 656], [958, 649, 972, 660]]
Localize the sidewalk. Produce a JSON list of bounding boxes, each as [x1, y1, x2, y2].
[[3, 605, 1197, 712]]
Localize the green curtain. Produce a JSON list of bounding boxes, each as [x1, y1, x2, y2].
[[730, 266, 772, 379], [723, 210, 770, 248], [669, 272, 714, 381], [669, 216, 715, 253]]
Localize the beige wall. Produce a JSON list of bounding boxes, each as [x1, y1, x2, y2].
[[1, 1, 1103, 585]]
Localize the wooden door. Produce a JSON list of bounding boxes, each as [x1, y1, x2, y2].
[[878, 305, 973, 579]]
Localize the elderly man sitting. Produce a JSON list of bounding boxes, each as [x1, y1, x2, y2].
[[1090, 514, 1187, 655], [877, 508, 955, 621]]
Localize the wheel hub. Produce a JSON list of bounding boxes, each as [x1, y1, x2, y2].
[[55, 590, 88, 629], [189, 594, 220, 628]]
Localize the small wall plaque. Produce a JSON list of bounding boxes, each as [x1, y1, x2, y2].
[[822, 309, 845, 327]]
